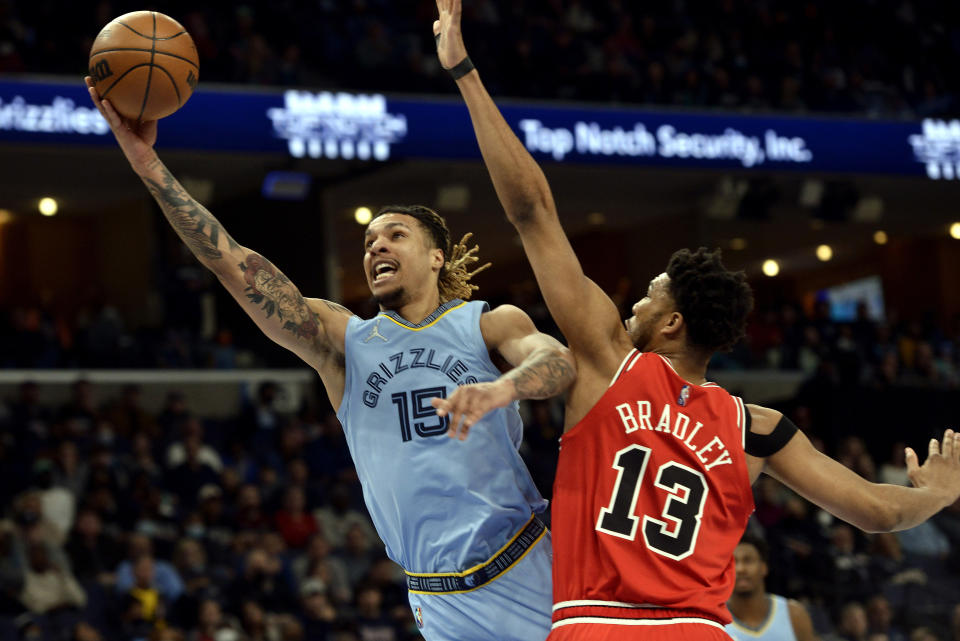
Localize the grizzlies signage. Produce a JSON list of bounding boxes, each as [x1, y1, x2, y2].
[[0, 78, 949, 178]]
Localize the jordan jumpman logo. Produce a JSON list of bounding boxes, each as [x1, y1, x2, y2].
[[364, 317, 389, 343]]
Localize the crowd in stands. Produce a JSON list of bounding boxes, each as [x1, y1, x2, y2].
[[0, 369, 956, 640], [3, 1, 959, 117], [5, 282, 960, 398]]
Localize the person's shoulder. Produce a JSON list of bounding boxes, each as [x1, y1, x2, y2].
[[744, 404, 783, 435]]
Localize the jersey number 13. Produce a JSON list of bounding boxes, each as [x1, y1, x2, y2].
[[596, 444, 707, 560]]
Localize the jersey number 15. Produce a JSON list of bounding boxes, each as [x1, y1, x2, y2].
[[391, 386, 449, 442], [596, 444, 707, 560]]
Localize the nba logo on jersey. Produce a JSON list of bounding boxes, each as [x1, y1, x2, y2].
[[678, 384, 690, 406], [415, 607, 424, 628]]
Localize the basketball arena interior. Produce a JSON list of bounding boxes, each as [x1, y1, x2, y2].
[[1, 2, 960, 640]]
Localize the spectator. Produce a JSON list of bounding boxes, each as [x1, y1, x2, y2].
[[229, 546, 296, 614], [314, 484, 376, 550], [65, 508, 121, 587], [115, 535, 184, 607], [234, 485, 269, 531], [102, 384, 158, 439], [273, 486, 318, 550], [57, 380, 99, 438], [127, 555, 168, 629], [353, 584, 402, 641], [298, 578, 336, 640], [292, 533, 351, 605], [52, 440, 89, 499], [32, 459, 76, 542], [836, 602, 870, 641], [866, 594, 906, 641], [334, 525, 380, 589], [188, 598, 242, 641], [166, 418, 223, 473], [164, 439, 220, 512], [0, 523, 25, 615], [19, 540, 86, 614]]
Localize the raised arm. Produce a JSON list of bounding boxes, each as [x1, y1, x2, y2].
[[433, 0, 627, 364], [86, 78, 351, 402], [432, 305, 575, 439], [750, 404, 960, 532]]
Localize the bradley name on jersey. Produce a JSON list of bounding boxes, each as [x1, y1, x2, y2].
[[614, 399, 734, 472], [361, 347, 480, 408]]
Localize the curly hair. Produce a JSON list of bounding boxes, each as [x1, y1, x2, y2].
[[665, 247, 754, 353], [738, 532, 769, 562], [373, 205, 491, 302]]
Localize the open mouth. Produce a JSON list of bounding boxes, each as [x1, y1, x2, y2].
[[372, 261, 398, 284]]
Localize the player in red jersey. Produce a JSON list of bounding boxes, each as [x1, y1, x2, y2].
[[428, 1, 960, 639]]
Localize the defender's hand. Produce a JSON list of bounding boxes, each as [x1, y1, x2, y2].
[[432, 381, 514, 441], [433, 0, 468, 71], [85, 76, 158, 173], [906, 429, 960, 506]]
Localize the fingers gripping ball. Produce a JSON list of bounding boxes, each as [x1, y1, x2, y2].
[[88, 11, 199, 121]]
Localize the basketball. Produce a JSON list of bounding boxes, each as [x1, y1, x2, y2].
[[88, 11, 199, 121]]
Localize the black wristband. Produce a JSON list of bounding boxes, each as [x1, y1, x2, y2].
[[745, 414, 798, 457], [435, 32, 476, 80], [446, 56, 475, 80]]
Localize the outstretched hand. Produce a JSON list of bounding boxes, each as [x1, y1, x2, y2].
[[905, 428, 960, 505], [433, 0, 468, 70], [432, 381, 514, 441], [84, 76, 158, 173]]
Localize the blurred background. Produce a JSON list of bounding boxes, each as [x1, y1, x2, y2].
[[2, 1, 960, 640]]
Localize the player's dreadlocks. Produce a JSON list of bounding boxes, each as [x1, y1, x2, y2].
[[665, 247, 754, 354], [373, 205, 491, 302]]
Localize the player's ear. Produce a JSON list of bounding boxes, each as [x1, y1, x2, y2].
[[431, 247, 445, 272], [661, 311, 684, 337]]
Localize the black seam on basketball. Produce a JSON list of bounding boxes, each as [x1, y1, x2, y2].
[[89, 48, 199, 69], [98, 63, 154, 99], [153, 64, 182, 105], [138, 12, 157, 121], [116, 21, 187, 40]]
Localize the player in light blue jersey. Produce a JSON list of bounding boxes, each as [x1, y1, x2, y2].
[[86, 37, 575, 638], [726, 535, 818, 641]]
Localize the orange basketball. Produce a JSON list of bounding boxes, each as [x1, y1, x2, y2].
[[88, 11, 199, 121]]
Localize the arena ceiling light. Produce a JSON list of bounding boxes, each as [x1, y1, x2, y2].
[[0, 209, 12, 225], [762, 259, 780, 277], [354, 207, 373, 225], [816, 244, 833, 262], [951, 223, 960, 240], [38, 197, 58, 216], [873, 230, 888, 245]]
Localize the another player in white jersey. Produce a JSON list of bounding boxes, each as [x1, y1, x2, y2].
[[726, 535, 818, 641]]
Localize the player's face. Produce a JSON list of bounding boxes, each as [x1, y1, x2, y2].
[[363, 214, 443, 309], [625, 273, 673, 350], [732, 543, 767, 596]]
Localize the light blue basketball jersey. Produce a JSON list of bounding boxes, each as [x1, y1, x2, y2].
[[336, 299, 548, 573], [726, 595, 798, 641]]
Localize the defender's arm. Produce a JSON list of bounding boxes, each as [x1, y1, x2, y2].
[[751, 405, 960, 532], [434, 0, 627, 365]]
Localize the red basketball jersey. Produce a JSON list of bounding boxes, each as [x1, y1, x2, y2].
[[551, 350, 754, 631]]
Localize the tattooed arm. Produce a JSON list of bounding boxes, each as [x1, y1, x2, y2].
[[431, 304, 575, 439], [85, 77, 351, 398]]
